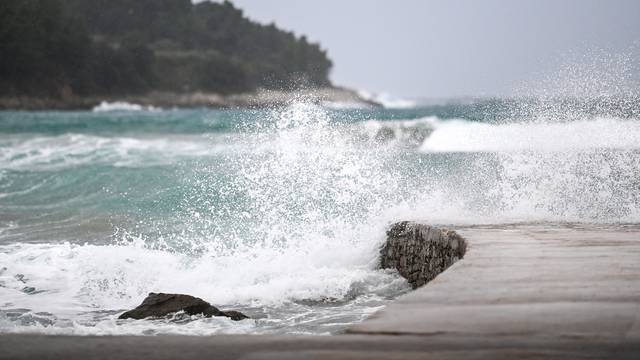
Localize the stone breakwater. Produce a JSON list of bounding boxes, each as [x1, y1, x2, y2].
[[380, 222, 467, 288]]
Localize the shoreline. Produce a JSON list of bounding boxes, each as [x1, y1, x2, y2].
[[0, 87, 381, 111], [2, 223, 639, 359]]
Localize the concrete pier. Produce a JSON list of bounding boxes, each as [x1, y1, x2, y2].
[[350, 224, 640, 340], [2, 224, 639, 359]]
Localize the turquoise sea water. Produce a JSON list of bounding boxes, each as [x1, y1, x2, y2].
[[1, 100, 639, 335]]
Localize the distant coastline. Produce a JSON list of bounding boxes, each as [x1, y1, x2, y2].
[[0, 87, 381, 111], [1, 0, 337, 111]]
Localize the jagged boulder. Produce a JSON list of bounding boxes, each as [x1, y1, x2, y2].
[[380, 221, 467, 288], [118, 293, 249, 321]]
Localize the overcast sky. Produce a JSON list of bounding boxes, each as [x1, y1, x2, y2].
[[224, 0, 639, 98]]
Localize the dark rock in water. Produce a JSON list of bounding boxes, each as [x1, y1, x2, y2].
[[118, 293, 249, 321], [404, 126, 433, 146], [221, 310, 250, 321], [293, 296, 343, 307], [374, 127, 396, 142], [373, 126, 433, 147], [380, 221, 467, 289], [21, 286, 45, 295]]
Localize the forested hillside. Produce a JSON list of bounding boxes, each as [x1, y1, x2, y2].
[[0, 0, 333, 98]]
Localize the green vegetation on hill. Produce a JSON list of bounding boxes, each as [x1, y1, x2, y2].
[[0, 0, 333, 98]]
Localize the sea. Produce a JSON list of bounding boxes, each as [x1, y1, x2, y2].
[[1, 96, 639, 335]]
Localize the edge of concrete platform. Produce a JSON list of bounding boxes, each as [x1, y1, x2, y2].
[[348, 224, 640, 341]]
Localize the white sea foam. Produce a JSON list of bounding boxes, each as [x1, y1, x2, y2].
[[92, 101, 159, 112], [409, 116, 640, 223], [0, 134, 230, 170], [357, 90, 417, 109], [321, 100, 370, 110], [0, 103, 412, 335], [420, 117, 640, 153], [0, 219, 405, 334]]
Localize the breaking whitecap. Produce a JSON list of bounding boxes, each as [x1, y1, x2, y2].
[[1, 94, 640, 335]]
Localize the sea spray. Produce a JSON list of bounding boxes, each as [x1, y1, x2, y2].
[[1, 93, 639, 335], [117, 101, 411, 305], [0, 102, 415, 335]]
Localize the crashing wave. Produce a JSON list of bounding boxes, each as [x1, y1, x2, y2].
[[420, 117, 640, 153], [321, 100, 370, 110], [92, 101, 159, 112], [357, 90, 417, 109], [2, 100, 640, 336], [357, 117, 436, 147]]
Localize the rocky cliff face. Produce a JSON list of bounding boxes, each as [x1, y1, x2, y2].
[[380, 222, 467, 288]]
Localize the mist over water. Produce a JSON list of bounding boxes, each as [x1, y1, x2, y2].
[[1, 90, 639, 335]]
